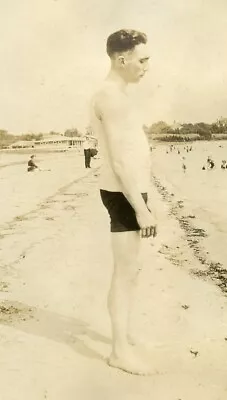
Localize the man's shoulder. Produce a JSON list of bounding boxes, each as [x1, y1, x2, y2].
[[93, 81, 125, 105], [92, 82, 127, 119]]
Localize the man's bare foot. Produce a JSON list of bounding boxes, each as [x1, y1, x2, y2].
[[107, 347, 158, 376]]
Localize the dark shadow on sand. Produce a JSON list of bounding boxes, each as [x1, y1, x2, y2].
[[0, 300, 111, 362]]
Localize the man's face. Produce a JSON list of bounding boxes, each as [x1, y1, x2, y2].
[[120, 43, 150, 83]]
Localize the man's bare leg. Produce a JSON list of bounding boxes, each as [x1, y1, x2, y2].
[[127, 262, 142, 346], [107, 230, 151, 374]]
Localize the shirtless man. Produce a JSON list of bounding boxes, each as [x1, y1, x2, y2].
[[90, 29, 157, 375]]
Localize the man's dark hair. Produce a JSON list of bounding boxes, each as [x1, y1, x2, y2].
[[106, 29, 147, 58]]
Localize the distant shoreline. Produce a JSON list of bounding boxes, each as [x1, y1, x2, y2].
[[0, 147, 81, 155], [151, 136, 227, 143]]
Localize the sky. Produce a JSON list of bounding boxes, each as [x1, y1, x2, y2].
[[0, 0, 227, 134]]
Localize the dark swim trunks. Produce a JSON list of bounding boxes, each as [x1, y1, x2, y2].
[[100, 189, 148, 232]]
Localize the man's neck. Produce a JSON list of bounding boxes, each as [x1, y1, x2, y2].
[[106, 68, 128, 92]]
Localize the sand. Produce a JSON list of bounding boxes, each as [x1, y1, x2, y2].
[[0, 146, 227, 400]]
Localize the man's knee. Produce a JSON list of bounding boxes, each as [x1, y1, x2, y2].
[[113, 253, 142, 283], [111, 231, 140, 259]]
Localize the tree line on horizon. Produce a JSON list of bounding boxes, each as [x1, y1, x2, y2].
[[143, 118, 227, 142], [1, 119, 227, 148]]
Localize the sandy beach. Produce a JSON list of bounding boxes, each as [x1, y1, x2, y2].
[[1, 145, 227, 400]]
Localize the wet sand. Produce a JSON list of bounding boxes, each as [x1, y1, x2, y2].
[[0, 148, 227, 399], [152, 141, 227, 292]]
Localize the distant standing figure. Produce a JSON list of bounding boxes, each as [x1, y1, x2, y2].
[[182, 163, 187, 172], [27, 155, 38, 172], [221, 160, 227, 169], [83, 136, 91, 168]]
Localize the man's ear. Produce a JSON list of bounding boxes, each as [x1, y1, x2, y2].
[[118, 56, 125, 66]]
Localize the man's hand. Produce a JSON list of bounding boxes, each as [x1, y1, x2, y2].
[[136, 210, 158, 239]]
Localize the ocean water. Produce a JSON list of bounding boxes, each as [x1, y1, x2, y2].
[[151, 141, 227, 268]]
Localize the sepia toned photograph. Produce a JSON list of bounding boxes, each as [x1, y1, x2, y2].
[[0, 1, 227, 399]]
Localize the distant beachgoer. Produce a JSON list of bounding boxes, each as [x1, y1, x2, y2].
[[207, 156, 215, 169], [202, 166, 206, 170], [178, 150, 180, 154], [209, 161, 215, 169], [221, 160, 227, 169], [83, 136, 91, 168], [27, 155, 38, 172], [210, 161, 215, 169], [182, 163, 186, 172]]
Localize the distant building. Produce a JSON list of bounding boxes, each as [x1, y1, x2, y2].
[[34, 135, 84, 149], [9, 134, 98, 151], [217, 117, 227, 127], [10, 140, 35, 149], [171, 121, 183, 131]]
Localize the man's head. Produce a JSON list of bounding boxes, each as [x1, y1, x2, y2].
[[106, 29, 150, 83], [31, 155, 35, 159]]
